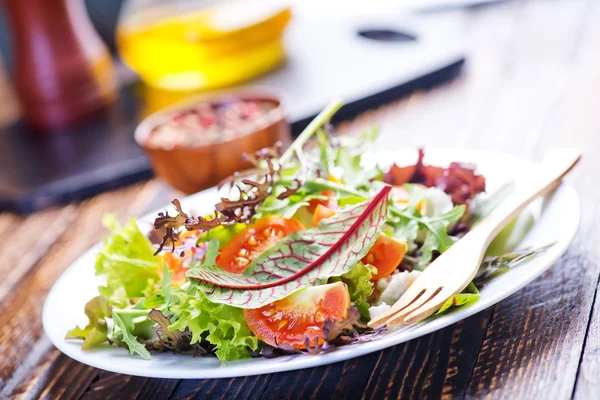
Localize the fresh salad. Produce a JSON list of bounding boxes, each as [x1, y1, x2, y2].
[[67, 100, 546, 362]]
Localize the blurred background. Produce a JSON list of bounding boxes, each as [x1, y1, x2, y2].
[[0, 0, 502, 212]]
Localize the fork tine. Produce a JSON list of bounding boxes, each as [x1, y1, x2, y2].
[[401, 287, 456, 324], [385, 286, 444, 326]]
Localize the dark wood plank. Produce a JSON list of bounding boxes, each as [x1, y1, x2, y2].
[[3, 1, 600, 399], [301, 2, 582, 398], [17, 351, 97, 400], [256, 353, 381, 400], [465, 216, 599, 398], [0, 205, 77, 304], [361, 313, 492, 400], [170, 375, 271, 400], [338, 1, 595, 398], [464, 0, 600, 396], [0, 184, 145, 397], [80, 371, 179, 400], [574, 274, 600, 400]]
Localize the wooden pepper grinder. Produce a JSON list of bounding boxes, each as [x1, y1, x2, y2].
[[2, 0, 117, 132]]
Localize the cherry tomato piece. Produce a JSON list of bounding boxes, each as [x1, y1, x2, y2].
[[312, 204, 336, 227], [363, 235, 408, 280], [243, 282, 350, 349], [158, 230, 200, 286], [218, 216, 305, 273], [307, 190, 337, 213]]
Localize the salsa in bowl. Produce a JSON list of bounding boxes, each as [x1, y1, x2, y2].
[[136, 93, 290, 193]]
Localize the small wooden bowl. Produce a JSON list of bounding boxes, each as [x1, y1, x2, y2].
[[135, 93, 290, 194]]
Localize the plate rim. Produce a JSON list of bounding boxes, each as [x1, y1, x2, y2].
[[42, 149, 581, 379]]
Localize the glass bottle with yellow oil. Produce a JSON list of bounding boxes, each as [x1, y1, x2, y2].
[[117, 0, 292, 92]]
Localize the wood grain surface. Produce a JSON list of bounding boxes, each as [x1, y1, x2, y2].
[[1, 0, 599, 399]]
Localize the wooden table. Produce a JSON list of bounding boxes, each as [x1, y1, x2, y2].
[[1, 1, 599, 398]]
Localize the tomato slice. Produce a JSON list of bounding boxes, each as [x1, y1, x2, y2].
[[312, 204, 336, 227], [243, 282, 350, 349], [158, 230, 201, 286], [160, 251, 187, 286], [218, 216, 305, 273], [363, 235, 408, 280], [307, 189, 337, 213]]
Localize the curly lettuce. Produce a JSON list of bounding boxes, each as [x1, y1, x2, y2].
[[95, 214, 159, 307], [166, 284, 259, 361]]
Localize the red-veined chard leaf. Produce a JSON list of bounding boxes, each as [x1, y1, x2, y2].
[[187, 186, 392, 308]]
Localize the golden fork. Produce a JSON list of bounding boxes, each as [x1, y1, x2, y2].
[[368, 149, 581, 327]]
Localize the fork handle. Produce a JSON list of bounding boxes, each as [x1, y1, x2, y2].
[[474, 149, 581, 246]]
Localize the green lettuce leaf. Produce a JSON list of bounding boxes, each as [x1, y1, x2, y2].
[[255, 190, 327, 220], [330, 263, 375, 322], [196, 224, 246, 247], [167, 285, 259, 361], [95, 214, 160, 307], [66, 296, 111, 349], [436, 282, 480, 314], [187, 186, 391, 308], [485, 211, 535, 257], [161, 261, 173, 308], [198, 238, 220, 268]]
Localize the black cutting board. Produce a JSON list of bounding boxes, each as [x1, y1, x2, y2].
[[0, 13, 465, 214]]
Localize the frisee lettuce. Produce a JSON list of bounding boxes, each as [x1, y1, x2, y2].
[[166, 284, 259, 361]]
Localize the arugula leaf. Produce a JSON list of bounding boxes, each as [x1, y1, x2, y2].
[[112, 310, 152, 360], [389, 202, 465, 268], [387, 216, 420, 246], [417, 206, 466, 266], [188, 186, 391, 308], [436, 282, 480, 314], [255, 190, 327, 220]]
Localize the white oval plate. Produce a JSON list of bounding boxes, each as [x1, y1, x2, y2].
[[42, 149, 580, 379]]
